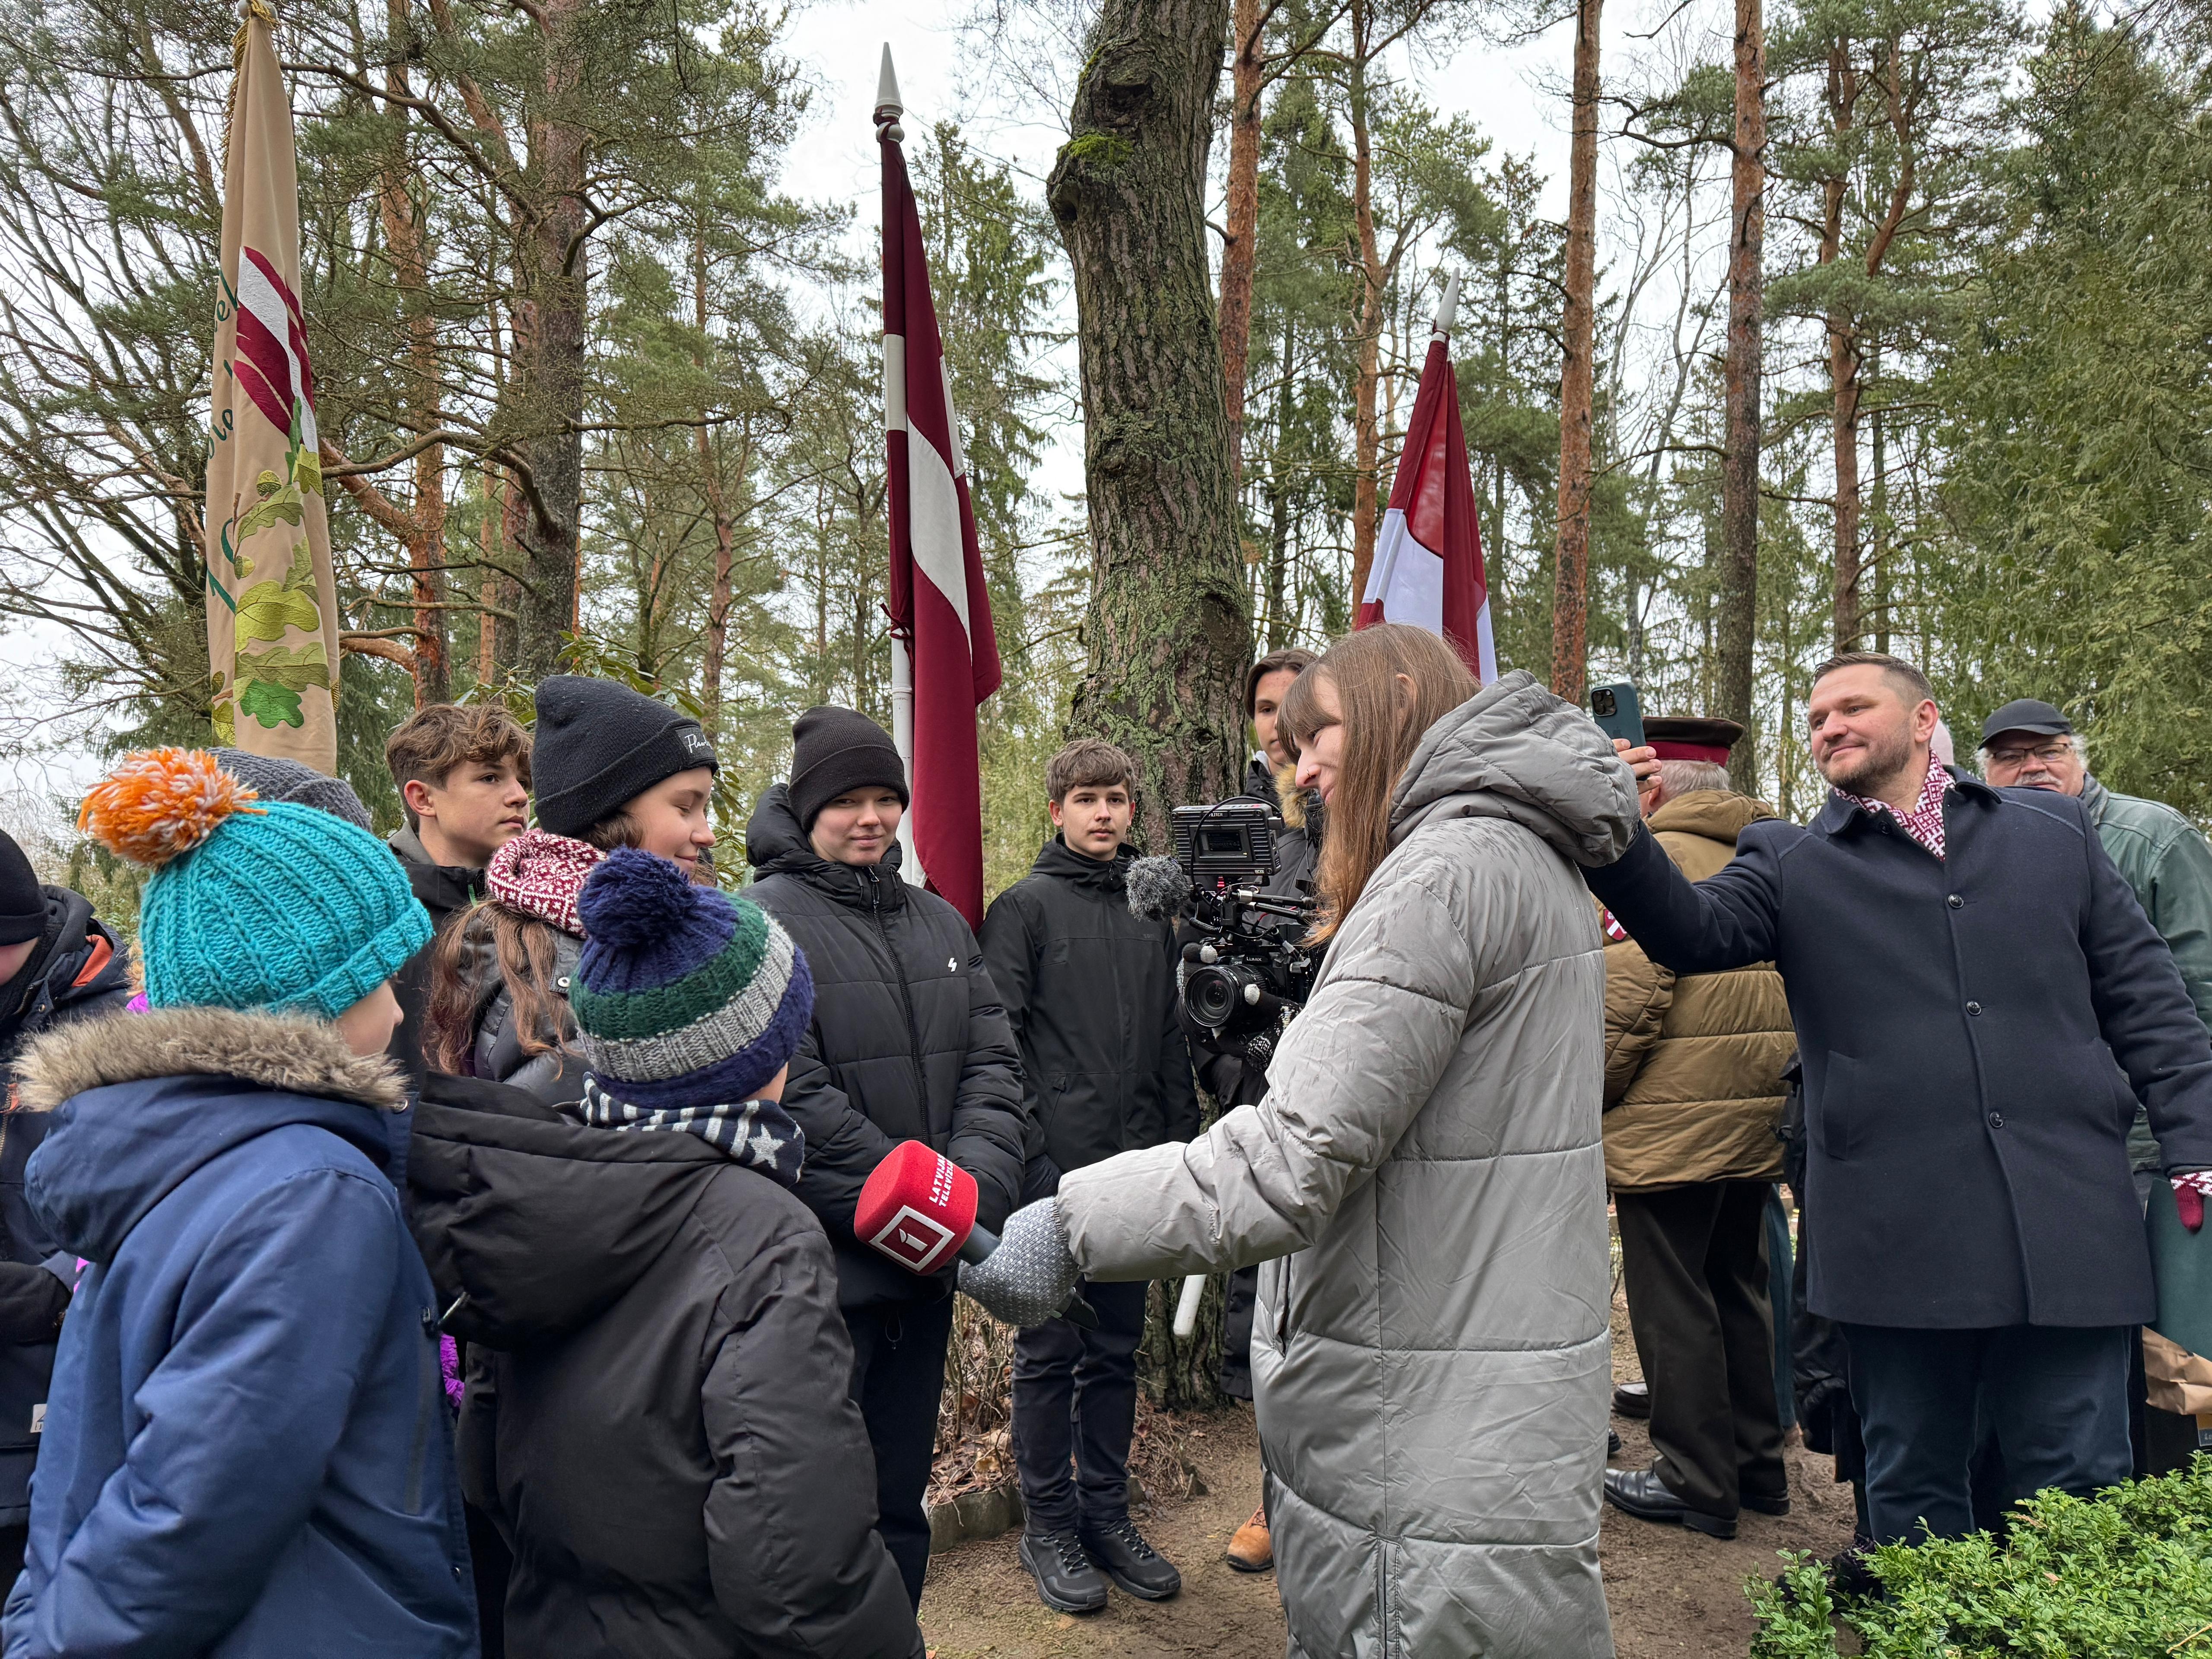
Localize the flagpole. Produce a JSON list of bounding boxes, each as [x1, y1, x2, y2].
[[877, 47, 922, 882]]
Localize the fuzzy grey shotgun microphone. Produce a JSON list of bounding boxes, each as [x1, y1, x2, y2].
[[1126, 854, 1194, 922]]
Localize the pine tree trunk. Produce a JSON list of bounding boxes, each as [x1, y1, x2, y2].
[[1717, 0, 1763, 791], [1551, 0, 1602, 704], [694, 231, 737, 737], [1821, 40, 1861, 654], [1347, 0, 1384, 606], [512, 0, 589, 679], [378, 21, 448, 706], [1829, 324, 1861, 651], [1049, 0, 1249, 862], [1218, 0, 1265, 484]]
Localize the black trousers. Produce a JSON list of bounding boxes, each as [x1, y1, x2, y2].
[[846, 1293, 957, 1611], [1010, 1278, 1150, 1535], [1616, 1179, 1787, 1522], [1842, 1322, 2131, 1545]]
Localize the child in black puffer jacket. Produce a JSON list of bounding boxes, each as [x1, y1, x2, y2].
[[410, 849, 918, 1659]]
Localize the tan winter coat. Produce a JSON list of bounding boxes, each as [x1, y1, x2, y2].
[[1601, 790, 1793, 1191], [1055, 671, 1634, 1659]]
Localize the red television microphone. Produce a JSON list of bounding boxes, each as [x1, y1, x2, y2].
[[855, 1141, 1001, 1274]]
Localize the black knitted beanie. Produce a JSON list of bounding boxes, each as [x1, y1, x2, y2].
[[788, 706, 909, 831], [0, 830, 41, 946], [532, 677, 718, 838]]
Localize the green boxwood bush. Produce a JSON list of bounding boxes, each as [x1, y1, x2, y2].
[[1747, 1458, 2212, 1657]]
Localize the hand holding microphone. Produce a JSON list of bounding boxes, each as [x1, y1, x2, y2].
[[855, 1142, 1091, 1327], [955, 1199, 1082, 1328]]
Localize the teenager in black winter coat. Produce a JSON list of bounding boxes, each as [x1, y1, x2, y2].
[[980, 740, 1198, 1613], [0, 836, 131, 1576], [744, 707, 1027, 1608]]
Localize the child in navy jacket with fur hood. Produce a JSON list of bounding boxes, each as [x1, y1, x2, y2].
[[3, 750, 476, 1659]]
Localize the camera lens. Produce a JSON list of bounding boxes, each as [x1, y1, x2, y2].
[[1185, 965, 1241, 1029]]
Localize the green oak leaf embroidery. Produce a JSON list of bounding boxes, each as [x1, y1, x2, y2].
[[233, 642, 331, 731], [238, 676, 304, 729], [234, 579, 321, 643]]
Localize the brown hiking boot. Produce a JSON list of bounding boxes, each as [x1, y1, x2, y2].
[[1225, 1506, 1273, 1573]]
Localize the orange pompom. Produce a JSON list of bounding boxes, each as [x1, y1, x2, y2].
[[77, 749, 265, 868]]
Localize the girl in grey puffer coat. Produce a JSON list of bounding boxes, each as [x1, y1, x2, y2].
[[1052, 667, 1636, 1659]]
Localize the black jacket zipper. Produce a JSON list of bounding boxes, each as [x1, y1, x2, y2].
[[866, 869, 932, 1113]]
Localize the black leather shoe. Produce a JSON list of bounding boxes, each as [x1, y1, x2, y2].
[[1608, 1428, 1622, 1457], [1741, 1488, 1791, 1516], [1020, 1529, 1108, 1613], [1612, 1380, 1652, 1419], [1603, 1467, 1736, 1539], [1079, 1516, 1182, 1600]]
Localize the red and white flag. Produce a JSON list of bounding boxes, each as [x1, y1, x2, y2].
[[878, 51, 1001, 931], [1355, 276, 1496, 681]]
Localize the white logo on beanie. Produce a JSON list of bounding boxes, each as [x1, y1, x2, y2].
[[683, 730, 712, 756]]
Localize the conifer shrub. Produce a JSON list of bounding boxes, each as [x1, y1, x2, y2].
[[1748, 1458, 2212, 1657]]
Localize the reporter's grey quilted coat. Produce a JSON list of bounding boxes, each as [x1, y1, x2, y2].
[[1057, 671, 1634, 1658]]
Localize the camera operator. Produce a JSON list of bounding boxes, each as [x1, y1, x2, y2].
[[957, 626, 1637, 1658], [1191, 648, 1320, 1575]]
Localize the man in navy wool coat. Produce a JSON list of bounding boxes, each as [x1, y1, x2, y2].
[[1583, 650, 2212, 1548]]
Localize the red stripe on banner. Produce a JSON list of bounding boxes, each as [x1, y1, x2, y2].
[[234, 305, 295, 430], [233, 354, 292, 436]]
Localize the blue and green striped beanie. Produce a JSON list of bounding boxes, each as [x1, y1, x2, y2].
[[571, 848, 813, 1108]]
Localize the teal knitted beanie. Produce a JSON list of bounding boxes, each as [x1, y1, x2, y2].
[[79, 748, 431, 1020]]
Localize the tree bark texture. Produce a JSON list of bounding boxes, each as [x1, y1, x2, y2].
[[1347, 0, 1384, 607], [1821, 40, 1861, 652], [1550, 0, 1602, 704], [1217, 0, 1265, 485], [1717, 0, 1764, 791], [1049, 0, 1250, 867], [512, 0, 588, 678], [695, 231, 737, 736]]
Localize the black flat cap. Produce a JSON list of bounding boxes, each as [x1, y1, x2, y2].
[[1980, 699, 2073, 746]]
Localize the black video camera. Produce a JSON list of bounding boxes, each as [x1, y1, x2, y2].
[[1128, 801, 1321, 1068]]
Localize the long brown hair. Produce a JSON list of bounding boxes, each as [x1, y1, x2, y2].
[[1280, 624, 1477, 941], [423, 903, 575, 1074]]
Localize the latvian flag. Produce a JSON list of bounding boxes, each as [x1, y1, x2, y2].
[[1354, 278, 1496, 681], [879, 53, 1001, 931]]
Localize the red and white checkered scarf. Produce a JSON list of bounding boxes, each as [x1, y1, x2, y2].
[[486, 829, 603, 937], [1839, 752, 1953, 860]]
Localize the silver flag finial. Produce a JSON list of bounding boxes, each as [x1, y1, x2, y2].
[[1431, 272, 1461, 340], [875, 45, 905, 140]]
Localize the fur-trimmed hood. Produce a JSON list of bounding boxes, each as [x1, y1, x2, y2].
[[16, 1006, 408, 1264], [13, 1004, 408, 1116]]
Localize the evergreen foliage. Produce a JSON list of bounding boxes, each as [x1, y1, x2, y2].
[[1748, 1458, 2212, 1658]]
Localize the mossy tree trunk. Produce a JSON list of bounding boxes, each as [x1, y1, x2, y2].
[[1048, 0, 1251, 859], [1049, 0, 1246, 1408]]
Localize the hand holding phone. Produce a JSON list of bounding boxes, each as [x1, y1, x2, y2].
[[1589, 682, 1646, 749]]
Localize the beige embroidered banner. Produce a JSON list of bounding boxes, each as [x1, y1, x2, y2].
[[204, 0, 340, 772]]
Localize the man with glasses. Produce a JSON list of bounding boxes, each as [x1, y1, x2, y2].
[[1982, 700, 2212, 1196]]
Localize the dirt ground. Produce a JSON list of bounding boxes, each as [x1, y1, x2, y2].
[[918, 1254, 1854, 1659]]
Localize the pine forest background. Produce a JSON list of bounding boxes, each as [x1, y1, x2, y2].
[[2, 0, 2210, 924]]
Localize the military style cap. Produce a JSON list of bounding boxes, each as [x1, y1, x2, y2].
[[1644, 715, 1745, 765]]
